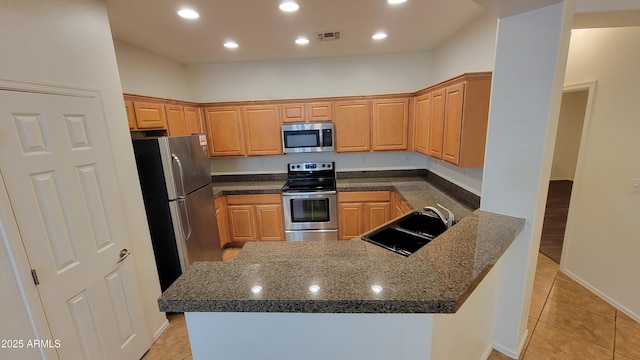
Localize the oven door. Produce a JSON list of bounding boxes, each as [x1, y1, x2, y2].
[[282, 191, 338, 231]]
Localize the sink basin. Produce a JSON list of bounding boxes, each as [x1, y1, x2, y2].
[[361, 210, 452, 256], [397, 212, 447, 237], [362, 227, 432, 257]]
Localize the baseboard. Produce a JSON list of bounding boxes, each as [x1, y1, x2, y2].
[[152, 318, 170, 341], [492, 328, 528, 359], [560, 268, 640, 323]]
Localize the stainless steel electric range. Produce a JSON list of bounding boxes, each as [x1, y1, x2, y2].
[[281, 162, 338, 241]]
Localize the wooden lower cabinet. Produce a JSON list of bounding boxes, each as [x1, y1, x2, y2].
[[338, 191, 391, 240], [392, 191, 413, 218], [224, 194, 284, 243]]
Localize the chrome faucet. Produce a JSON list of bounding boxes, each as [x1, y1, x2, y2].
[[423, 204, 455, 229]]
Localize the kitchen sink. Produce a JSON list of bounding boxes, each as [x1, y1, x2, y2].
[[361, 211, 451, 257], [397, 212, 448, 237]]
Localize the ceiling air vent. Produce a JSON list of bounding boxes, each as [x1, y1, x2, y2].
[[316, 31, 341, 42]]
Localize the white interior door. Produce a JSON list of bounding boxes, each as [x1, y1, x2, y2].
[[0, 89, 150, 359]]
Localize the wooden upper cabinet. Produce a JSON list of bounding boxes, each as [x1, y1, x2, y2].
[[334, 100, 371, 152], [242, 105, 282, 156], [281, 103, 305, 123], [184, 106, 204, 135], [165, 105, 189, 136], [372, 98, 409, 151], [203, 106, 245, 157], [430, 73, 491, 167], [281, 102, 333, 123], [429, 89, 446, 159], [413, 94, 431, 156], [442, 83, 464, 165], [307, 102, 333, 121], [133, 101, 167, 129], [124, 100, 137, 130]]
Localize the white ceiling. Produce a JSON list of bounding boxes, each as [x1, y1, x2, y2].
[[105, 0, 486, 64]]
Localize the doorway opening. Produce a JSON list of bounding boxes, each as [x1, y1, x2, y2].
[[540, 88, 590, 264]]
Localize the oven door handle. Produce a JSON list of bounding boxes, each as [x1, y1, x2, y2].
[[282, 191, 337, 196]]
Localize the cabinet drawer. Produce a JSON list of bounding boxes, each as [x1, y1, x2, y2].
[[226, 194, 281, 205], [338, 191, 391, 203]]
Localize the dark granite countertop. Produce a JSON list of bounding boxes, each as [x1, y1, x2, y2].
[[213, 175, 475, 220], [159, 173, 524, 313]]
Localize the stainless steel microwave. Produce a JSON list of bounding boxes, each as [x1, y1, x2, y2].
[[281, 123, 334, 153]]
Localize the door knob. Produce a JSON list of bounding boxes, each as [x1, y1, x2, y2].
[[117, 248, 131, 263]]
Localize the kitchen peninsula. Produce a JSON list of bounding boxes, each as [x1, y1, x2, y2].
[[159, 174, 524, 360]]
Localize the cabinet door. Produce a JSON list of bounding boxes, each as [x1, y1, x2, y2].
[[365, 202, 391, 231], [255, 204, 285, 241], [227, 205, 257, 242], [165, 105, 189, 136], [442, 83, 465, 165], [281, 103, 305, 123], [429, 89, 445, 159], [242, 105, 282, 156], [215, 196, 231, 248], [124, 100, 137, 130], [307, 102, 333, 122], [338, 203, 363, 240], [372, 98, 409, 151], [204, 106, 245, 157], [133, 101, 167, 129], [184, 106, 204, 134], [413, 94, 431, 155], [334, 100, 371, 152]]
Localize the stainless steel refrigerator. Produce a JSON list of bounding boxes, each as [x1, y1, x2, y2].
[[133, 135, 222, 291]]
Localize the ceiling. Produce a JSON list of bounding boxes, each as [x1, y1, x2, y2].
[[105, 0, 487, 64]]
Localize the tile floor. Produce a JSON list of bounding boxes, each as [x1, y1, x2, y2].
[[142, 250, 640, 360]]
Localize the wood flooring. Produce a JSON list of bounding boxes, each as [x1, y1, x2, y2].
[[539, 180, 573, 264]]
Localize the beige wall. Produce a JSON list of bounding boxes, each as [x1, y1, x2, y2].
[[114, 40, 193, 101], [0, 0, 166, 347], [562, 26, 640, 320], [550, 90, 588, 181], [426, 12, 498, 195], [186, 51, 433, 102], [431, 11, 497, 83]]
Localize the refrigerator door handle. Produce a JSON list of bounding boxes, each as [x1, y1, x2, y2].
[[176, 198, 192, 241], [171, 153, 187, 198], [172, 153, 192, 240]]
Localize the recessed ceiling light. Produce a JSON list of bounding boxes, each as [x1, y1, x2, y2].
[[295, 37, 309, 45], [388, 0, 408, 4], [279, 1, 299, 12], [177, 9, 199, 19], [224, 41, 239, 49], [372, 32, 388, 40]]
